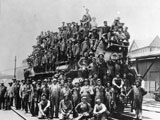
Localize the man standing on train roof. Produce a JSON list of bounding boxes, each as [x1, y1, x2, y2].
[[124, 26, 130, 41], [81, 8, 91, 27], [90, 17, 98, 30], [97, 53, 107, 85], [103, 21, 111, 34]]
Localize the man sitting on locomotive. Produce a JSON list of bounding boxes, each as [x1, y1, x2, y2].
[[112, 73, 124, 104]]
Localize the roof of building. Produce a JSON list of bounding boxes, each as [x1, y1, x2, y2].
[[129, 35, 160, 59], [130, 50, 160, 59], [129, 35, 160, 52]]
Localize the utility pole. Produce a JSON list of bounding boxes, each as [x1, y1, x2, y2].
[[14, 56, 16, 79]]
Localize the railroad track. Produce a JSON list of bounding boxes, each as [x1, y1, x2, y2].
[[109, 112, 135, 120]]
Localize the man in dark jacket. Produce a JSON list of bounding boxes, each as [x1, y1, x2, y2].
[[0, 82, 6, 109], [14, 80, 21, 110]]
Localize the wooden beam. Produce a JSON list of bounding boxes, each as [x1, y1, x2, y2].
[[142, 57, 157, 79], [136, 59, 139, 73]]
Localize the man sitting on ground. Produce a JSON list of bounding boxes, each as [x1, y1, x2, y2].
[[38, 93, 50, 119]]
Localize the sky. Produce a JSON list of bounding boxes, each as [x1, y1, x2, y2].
[[0, 0, 160, 74]]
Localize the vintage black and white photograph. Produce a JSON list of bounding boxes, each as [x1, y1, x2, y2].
[[0, 0, 160, 120]]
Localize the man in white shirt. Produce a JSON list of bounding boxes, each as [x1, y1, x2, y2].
[[93, 99, 109, 120]]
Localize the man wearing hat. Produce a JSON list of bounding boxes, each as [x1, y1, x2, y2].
[[94, 79, 105, 103], [90, 17, 98, 30], [78, 52, 89, 76], [38, 93, 50, 119], [72, 80, 80, 117], [23, 79, 32, 113], [102, 21, 110, 37], [97, 53, 107, 84], [112, 73, 124, 95], [93, 98, 109, 120], [19, 79, 26, 110], [59, 93, 73, 120], [105, 81, 114, 111], [67, 77, 73, 89], [88, 57, 99, 77], [60, 82, 71, 101], [128, 61, 138, 86], [81, 8, 91, 28], [137, 74, 145, 89], [75, 96, 92, 120], [14, 80, 21, 110], [80, 79, 94, 104], [50, 78, 61, 118], [5, 81, 14, 110], [0, 81, 6, 109], [124, 26, 130, 42], [126, 80, 147, 120], [30, 81, 38, 116], [41, 79, 50, 100]]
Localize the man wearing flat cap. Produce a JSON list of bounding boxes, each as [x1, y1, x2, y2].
[[50, 78, 61, 118], [19, 79, 26, 110], [72, 80, 80, 117], [80, 79, 94, 104], [93, 98, 109, 120], [5, 82, 14, 110], [38, 93, 50, 119], [30, 80, 38, 116], [14, 80, 21, 110], [97, 53, 107, 84], [126, 80, 147, 120], [42, 79, 50, 100], [59, 93, 73, 120], [94, 79, 105, 103], [0, 81, 6, 110]]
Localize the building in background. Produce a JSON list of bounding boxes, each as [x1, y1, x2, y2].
[[129, 35, 160, 98]]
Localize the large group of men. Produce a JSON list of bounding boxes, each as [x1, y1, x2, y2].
[[26, 8, 130, 74], [0, 72, 146, 120], [0, 9, 147, 120]]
